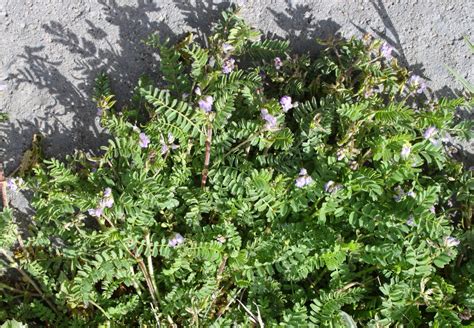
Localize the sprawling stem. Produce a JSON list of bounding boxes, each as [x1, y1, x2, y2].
[[201, 122, 213, 188], [145, 232, 159, 299], [0, 249, 58, 315], [102, 216, 160, 314]]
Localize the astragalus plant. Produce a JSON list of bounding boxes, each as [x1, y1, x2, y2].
[[1, 7, 473, 327]]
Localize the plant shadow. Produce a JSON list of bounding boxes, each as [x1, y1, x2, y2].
[[1, 0, 176, 176], [350, 0, 472, 164], [1, 0, 472, 182]]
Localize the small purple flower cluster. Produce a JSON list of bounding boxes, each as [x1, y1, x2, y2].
[[406, 191, 416, 198], [88, 187, 114, 218], [295, 168, 313, 188], [349, 160, 359, 171], [336, 148, 346, 161], [400, 143, 411, 160], [393, 186, 416, 202], [393, 186, 405, 202], [168, 233, 185, 248], [160, 132, 179, 155], [260, 109, 278, 130], [259, 95, 297, 129], [279, 96, 294, 113], [423, 126, 438, 145], [406, 214, 416, 227], [443, 236, 460, 248], [6, 177, 25, 192], [407, 75, 427, 94], [222, 43, 234, 54], [324, 180, 342, 193], [222, 58, 235, 74], [139, 133, 150, 148], [274, 57, 283, 70], [380, 42, 394, 61], [199, 95, 214, 113]]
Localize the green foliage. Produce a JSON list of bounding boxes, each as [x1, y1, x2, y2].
[[1, 7, 473, 327]]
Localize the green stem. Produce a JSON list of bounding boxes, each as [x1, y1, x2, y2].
[[201, 120, 213, 188], [145, 232, 159, 300], [89, 300, 112, 320]]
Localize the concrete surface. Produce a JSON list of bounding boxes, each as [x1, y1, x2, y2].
[[1, 0, 473, 176]]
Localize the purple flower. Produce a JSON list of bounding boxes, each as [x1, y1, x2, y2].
[[406, 215, 416, 227], [423, 126, 438, 140], [430, 206, 436, 214], [408, 75, 427, 94], [222, 58, 235, 74], [6, 177, 24, 191], [324, 181, 335, 193], [295, 176, 313, 188], [393, 186, 405, 202], [96, 107, 103, 116], [101, 188, 114, 208], [279, 96, 294, 112], [194, 86, 201, 96], [364, 89, 374, 98], [198, 96, 214, 113], [103, 188, 112, 198], [168, 233, 185, 248], [324, 180, 342, 193], [6, 178, 17, 191], [295, 168, 313, 188], [407, 191, 416, 198], [161, 143, 169, 155], [274, 57, 283, 70], [222, 43, 234, 53], [336, 148, 345, 161], [349, 161, 359, 171], [88, 207, 103, 217], [139, 133, 150, 148], [160, 133, 179, 155], [380, 42, 394, 60], [101, 198, 114, 209], [260, 109, 278, 130], [444, 236, 460, 248], [400, 144, 411, 160]]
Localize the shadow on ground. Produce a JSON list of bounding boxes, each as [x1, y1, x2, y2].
[[1, 0, 176, 175], [1, 0, 472, 179]]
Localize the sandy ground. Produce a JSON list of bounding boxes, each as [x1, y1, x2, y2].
[[0, 0, 473, 210]]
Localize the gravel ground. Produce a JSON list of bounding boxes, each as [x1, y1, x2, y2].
[[0, 0, 473, 209]]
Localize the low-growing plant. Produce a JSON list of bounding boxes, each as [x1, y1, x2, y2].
[[1, 7, 473, 327]]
